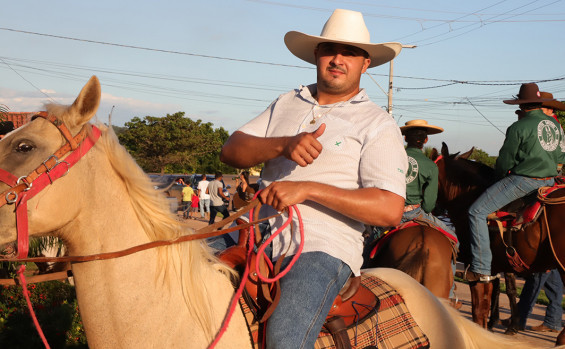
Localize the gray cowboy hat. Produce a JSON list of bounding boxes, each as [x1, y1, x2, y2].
[[284, 9, 402, 68]]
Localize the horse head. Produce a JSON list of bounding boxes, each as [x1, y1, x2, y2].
[[0, 76, 101, 254]]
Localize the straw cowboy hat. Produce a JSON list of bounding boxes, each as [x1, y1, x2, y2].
[[540, 91, 565, 111], [503, 83, 556, 105], [284, 9, 402, 68], [400, 119, 444, 135]]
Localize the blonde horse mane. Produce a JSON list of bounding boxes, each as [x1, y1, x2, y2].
[[46, 103, 233, 341]]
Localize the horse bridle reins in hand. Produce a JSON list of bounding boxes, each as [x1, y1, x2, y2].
[[0, 111, 99, 259]]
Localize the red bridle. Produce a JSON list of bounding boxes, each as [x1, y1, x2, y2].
[[0, 111, 101, 258]]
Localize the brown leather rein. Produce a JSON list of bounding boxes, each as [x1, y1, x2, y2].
[[0, 112, 279, 265], [0, 199, 277, 264]]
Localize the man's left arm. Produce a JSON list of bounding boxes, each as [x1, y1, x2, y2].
[[259, 181, 404, 227]]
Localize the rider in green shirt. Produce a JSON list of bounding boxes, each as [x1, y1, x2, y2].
[[465, 83, 565, 283], [401, 120, 459, 302], [400, 119, 452, 234]]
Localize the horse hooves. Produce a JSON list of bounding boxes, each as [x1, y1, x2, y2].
[[487, 319, 501, 329], [504, 328, 519, 336]]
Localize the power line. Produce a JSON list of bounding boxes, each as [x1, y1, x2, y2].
[[0, 57, 56, 103], [0, 27, 312, 70]]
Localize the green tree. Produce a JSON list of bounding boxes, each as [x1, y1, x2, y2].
[[468, 148, 496, 168], [118, 112, 234, 174], [556, 107, 565, 129]]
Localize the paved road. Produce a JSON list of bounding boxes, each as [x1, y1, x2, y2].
[[454, 265, 562, 348]]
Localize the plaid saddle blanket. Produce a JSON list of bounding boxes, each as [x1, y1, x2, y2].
[[239, 273, 430, 349]]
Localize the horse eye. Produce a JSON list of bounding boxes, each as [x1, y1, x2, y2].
[[16, 142, 35, 153]]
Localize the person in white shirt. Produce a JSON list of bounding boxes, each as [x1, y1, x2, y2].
[[220, 9, 406, 348], [196, 174, 210, 220]]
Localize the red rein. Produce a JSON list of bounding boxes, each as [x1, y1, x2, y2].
[[208, 191, 305, 348]]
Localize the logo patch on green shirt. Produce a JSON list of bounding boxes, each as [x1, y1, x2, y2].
[[405, 156, 419, 184]]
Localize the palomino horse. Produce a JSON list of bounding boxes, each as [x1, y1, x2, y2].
[[363, 224, 456, 299], [0, 76, 558, 348], [433, 142, 565, 344]]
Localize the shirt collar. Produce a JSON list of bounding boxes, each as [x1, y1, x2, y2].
[[297, 84, 369, 105]]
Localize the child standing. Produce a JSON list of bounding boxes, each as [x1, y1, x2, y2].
[[189, 193, 200, 219]]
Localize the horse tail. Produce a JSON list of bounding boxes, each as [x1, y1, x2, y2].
[[441, 300, 558, 349], [395, 245, 428, 284]]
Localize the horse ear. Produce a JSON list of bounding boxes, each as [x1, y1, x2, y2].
[[430, 148, 439, 161], [441, 142, 450, 158], [458, 147, 474, 160], [69, 76, 101, 128]]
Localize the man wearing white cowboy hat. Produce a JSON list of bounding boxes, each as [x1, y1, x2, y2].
[[221, 9, 407, 348], [465, 83, 565, 283]]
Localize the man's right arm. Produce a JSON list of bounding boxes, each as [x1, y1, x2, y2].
[[220, 125, 326, 169]]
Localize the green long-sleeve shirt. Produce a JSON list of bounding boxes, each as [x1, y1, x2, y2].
[[405, 146, 439, 213], [495, 109, 565, 179]]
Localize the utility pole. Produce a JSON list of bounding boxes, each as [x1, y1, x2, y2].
[[108, 105, 115, 126], [387, 45, 416, 116]]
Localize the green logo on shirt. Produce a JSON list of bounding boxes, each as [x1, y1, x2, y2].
[[538, 120, 559, 151], [406, 156, 419, 184]]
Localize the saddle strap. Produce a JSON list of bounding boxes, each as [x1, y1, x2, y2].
[[493, 218, 531, 272], [324, 317, 352, 349]]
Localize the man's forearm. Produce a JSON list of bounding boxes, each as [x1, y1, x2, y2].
[[260, 181, 404, 227], [220, 131, 286, 168]]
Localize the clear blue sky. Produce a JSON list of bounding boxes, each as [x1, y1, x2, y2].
[[1, 0, 564, 155]]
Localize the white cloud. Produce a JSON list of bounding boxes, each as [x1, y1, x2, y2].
[[0, 87, 182, 127]]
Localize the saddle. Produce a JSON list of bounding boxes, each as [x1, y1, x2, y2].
[[487, 182, 565, 272], [218, 219, 379, 349], [369, 219, 458, 263], [235, 273, 430, 349]]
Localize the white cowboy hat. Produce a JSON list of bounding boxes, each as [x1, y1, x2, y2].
[[284, 9, 402, 68], [400, 119, 444, 135]]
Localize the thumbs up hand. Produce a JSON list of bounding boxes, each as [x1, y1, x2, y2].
[[283, 123, 326, 167]]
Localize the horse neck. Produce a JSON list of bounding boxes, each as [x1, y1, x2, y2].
[[59, 151, 249, 348]]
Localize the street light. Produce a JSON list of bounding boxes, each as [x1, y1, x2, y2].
[[387, 45, 417, 116]]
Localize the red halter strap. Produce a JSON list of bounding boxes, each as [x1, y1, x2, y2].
[[0, 112, 101, 258]]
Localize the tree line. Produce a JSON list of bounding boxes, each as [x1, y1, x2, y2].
[[115, 112, 236, 175], [115, 110, 565, 174]]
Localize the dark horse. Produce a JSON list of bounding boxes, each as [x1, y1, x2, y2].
[[362, 223, 456, 299], [433, 142, 565, 345]]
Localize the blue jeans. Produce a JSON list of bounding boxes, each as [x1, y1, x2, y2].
[[401, 207, 455, 238], [181, 200, 191, 219], [266, 252, 352, 349], [518, 269, 563, 330], [468, 175, 554, 275], [199, 198, 210, 218], [402, 207, 459, 298]]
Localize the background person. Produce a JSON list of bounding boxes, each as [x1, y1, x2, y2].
[[220, 9, 406, 348], [197, 173, 210, 220], [515, 93, 565, 332], [465, 83, 565, 283], [180, 179, 194, 219], [206, 171, 230, 225]]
